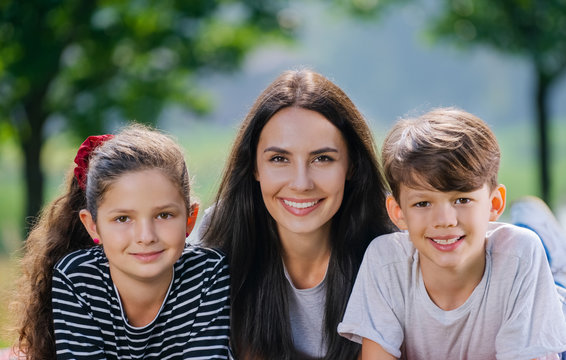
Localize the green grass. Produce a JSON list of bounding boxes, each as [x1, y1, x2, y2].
[[0, 119, 565, 345]]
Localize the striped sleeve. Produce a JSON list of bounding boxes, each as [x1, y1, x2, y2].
[[183, 249, 231, 359], [52, 266, 107, 360]]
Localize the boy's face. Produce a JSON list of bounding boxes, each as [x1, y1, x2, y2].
[[386, 183, 506, 273]]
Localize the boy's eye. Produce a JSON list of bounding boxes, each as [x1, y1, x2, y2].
[[414, 201, 430, 208], [115, 215, 129, 223], [157, 212, 173, 219], [455, 198, 471, 204]]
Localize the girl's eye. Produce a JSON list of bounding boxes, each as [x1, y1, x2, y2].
[[456, 198, 471, 204], [157, 212, 173, 219], [414, 201, 430, 208], [115, 216, 129, 223]]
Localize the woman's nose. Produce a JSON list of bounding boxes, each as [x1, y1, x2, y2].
[[288, 164, 314, 191]]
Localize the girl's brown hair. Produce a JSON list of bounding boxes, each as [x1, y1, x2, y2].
[[12, 124, 193, 359]]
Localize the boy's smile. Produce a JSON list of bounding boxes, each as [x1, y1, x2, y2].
[[387, 183, 505, 274]]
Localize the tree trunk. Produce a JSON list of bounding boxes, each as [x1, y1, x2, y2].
[[22, 130, 44, 233], [534, 68, 551, 206], [21, 97, 46, 234]]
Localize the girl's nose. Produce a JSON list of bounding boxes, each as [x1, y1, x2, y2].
[[137, 219, 158, 245]]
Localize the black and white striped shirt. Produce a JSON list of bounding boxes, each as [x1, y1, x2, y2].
[[52, 245, 231, 359]]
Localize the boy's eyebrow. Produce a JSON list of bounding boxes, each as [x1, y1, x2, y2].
[[263, 146, 339, 155]]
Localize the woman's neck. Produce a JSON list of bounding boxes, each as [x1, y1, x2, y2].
[[279, 225, 332, 290], [111, 267, 173, 327]]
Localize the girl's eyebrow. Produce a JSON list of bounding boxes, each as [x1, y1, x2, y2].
[[263, 146, 339, 155]]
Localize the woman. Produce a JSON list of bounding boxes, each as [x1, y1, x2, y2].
[[201, 69, 394, 359]]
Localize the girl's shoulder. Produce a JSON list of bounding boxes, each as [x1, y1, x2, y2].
[[176, 245, 228, 273], [180, 245, 226, 262], [54, 246, 108, 276]]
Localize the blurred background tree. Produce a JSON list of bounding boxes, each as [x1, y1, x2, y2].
[[0, 0, 291, 229], [430, 0, 566, 205], [339, 0, 566, 205]]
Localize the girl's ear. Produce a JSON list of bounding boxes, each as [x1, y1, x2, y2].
[[79, 209, 101, 242], [186, 203, 199, 237], [386, 195, 408, 230], [489, 184, 507, 221]]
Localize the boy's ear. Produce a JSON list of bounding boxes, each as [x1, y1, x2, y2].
[[386, 195, 408, 230], [489, 184, 507, 221], [186, 203, 200, 237], [79, 209, 101, 242]]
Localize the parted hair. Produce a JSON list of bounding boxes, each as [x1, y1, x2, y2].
[[201, 69, 394, 360], [12, 124, 192, 360], [382, 107, 501, 202]]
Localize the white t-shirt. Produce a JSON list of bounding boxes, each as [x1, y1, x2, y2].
[[338, 222, 566, 360]]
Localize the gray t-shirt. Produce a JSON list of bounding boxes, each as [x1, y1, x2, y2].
[[284, 264, 328, 358], [338, 222, 566, 360]]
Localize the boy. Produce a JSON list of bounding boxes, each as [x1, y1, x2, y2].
[[338, 108, 566, 359]]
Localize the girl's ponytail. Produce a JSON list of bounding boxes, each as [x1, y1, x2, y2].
[[12, 135, 112, 360]]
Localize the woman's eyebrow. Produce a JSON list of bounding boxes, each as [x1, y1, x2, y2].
[[262, 146, 339, 155]]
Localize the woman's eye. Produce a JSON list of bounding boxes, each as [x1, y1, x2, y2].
[[313, 155, 333, 162], [115, 216, 129, 223], [269, 155, 287, 163], [456, 198, 471, 204]]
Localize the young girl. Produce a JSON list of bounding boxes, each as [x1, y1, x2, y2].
[[200, 69, 395, 359], [13, 125, 231, 359]]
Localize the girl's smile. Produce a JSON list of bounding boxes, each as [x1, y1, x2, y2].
[[82, 169, 189, 286]]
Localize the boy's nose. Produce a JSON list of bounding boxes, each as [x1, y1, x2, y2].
[[433, 204, 458, 228], [288, 164, 314, 191]]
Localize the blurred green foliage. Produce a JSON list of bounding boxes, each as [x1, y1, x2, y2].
[[429, 0, 566, 204], [337, 0, 566, 206], [0, 0, 291, 227]]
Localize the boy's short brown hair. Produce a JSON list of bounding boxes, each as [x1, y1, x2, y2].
[[382, 107, 500, 201]]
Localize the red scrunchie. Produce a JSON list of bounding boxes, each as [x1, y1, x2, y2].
[[73, 134, 114, 190]]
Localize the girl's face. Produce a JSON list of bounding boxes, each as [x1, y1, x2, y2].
[[255, 107, 350, 241], [81, 169, 189, 287]]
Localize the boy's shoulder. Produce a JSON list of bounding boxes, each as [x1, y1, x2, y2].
[[486, 222, 543, 255], [366, 231, 415, 265]]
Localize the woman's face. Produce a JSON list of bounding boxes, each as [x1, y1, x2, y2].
[[255, 107, 350, 240]]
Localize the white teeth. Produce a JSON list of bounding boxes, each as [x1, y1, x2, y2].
[[431, 237, 461, 245], [283, 199, 319, 209]]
